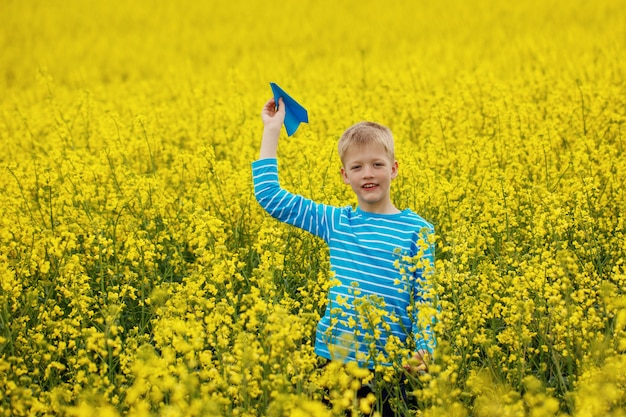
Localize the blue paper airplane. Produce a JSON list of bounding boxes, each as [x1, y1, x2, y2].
[[270, 82, 309, 136]]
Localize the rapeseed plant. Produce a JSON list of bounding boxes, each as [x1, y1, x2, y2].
[[1, 0, 625, 415]]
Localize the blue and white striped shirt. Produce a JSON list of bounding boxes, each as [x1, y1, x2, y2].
[[252, 158, 435, 368]]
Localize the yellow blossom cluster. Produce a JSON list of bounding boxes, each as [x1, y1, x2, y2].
[[1, 0, 625, 415]]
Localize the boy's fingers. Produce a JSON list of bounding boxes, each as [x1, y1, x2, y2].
[[276, 97, 285, 114], [403, 351, 431, 374], [262, 98, 278, 118]]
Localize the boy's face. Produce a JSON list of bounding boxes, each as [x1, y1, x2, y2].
[[340, 142, 398, 213]]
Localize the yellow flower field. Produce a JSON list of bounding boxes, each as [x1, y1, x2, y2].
[[1, 0, 625, 415]]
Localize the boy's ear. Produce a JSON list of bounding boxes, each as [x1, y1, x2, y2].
[[340, 167, 350, 184], [391, 160, 399, 179]]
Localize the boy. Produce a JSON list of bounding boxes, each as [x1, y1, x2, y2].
[[252, 97, 435, 374]]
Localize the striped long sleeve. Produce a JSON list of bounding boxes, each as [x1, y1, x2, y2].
[[252, 158, 436, 368]]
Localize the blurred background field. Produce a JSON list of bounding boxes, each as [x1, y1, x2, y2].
[[1, 0, 625, 416]]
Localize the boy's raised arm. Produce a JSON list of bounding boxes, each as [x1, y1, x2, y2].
[[259, 97, 285, 160]]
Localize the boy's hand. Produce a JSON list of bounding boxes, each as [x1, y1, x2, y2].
[[404, 350, 430, 374], [259, 97, 285, 159], [261, 97, 285, 133]]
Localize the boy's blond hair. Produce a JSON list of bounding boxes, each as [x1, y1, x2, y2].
[[337, 121, 395, 164]]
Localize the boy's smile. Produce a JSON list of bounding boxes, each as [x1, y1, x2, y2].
[[340, 143, 399, 214]]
